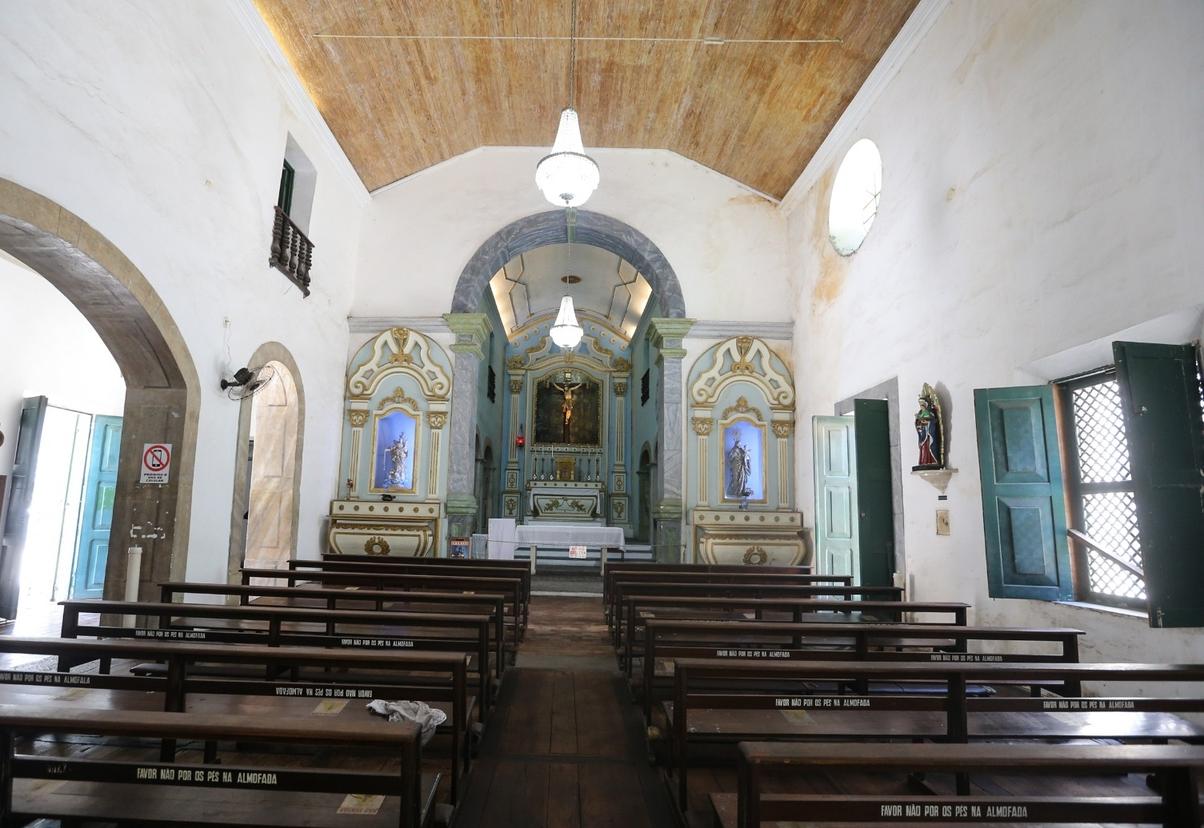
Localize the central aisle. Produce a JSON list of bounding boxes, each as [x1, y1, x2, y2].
[[454, 595, 676, 827]]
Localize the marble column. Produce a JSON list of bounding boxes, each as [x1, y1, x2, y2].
[[443, 312, 492, 549], [648, 317, 694, 562]]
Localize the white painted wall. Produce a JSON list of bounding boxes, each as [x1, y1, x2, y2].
[[0, 253, 125, 477], [786, 0, 1204, 661], [356, 148, 790, 322], [0, 1, 368, 579]]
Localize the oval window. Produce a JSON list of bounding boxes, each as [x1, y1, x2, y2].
[[828, 138, 882, 256]]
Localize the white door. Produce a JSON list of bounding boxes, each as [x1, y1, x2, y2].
[[813, 416, 859, 581]]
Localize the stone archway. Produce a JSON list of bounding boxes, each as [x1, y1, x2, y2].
[[449, 209, 687, 318], [226, 344, 305, 581], [0, 178, 200, 601], [444, 210, 692, 560]]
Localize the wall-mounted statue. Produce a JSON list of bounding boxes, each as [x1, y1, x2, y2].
[[913, 383, 945, 470]]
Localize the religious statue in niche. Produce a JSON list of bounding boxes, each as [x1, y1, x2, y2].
[[913, 383, 946, 470], [723, 419, 765, 502], [727, 437, 752, 499], [534, 371, 601, 445], [372, 409, 418, 492]]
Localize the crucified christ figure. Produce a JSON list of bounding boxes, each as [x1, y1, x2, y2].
[[552, 378, 583, 443]]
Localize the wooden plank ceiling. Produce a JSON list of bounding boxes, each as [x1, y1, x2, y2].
[[254, 0, 918, 197]]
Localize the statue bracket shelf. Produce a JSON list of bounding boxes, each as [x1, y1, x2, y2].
[[911, 467, 957, 495]]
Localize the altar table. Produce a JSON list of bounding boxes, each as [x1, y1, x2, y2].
[[515, 523, 627, 574]]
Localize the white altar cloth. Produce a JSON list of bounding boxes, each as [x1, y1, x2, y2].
[[515, 523, 626, 573]]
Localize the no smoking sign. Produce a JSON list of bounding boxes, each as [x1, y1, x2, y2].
[[140, 443, 172, 485]]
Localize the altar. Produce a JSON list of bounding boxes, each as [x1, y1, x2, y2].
[[515, 522, 626, 574]]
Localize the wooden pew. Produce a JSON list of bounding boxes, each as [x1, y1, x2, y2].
[[59, 599, 496, 722], [159, 580, 510, 665], [0, 637, 470, 804], [618, 597, 970, 675], [277, 560, 529, 629], [307, 556, 531, 614], [242, 566, 528, 641], [602, 563, 813, 615], [605, 571, 851, 626], [0, 704, 438, 828], [610, 583, 903, 643], [668, 658, 1204, 810], [719, 741, 1204, 828], [638, 620, 1084, 723]]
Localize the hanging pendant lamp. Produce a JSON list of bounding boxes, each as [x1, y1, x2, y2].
[[535, 0, 599, 207], [549, 295, 584, 349]]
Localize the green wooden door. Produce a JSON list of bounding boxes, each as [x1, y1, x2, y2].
[[813, 416, 858, 580], [854, 399, 895, 588]]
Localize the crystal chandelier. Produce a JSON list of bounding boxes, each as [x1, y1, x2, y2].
[[549, 295, 584, 349], [535, 0, 599, 207]]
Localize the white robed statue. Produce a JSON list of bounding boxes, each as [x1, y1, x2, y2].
[[726, 436, 752, 499], [386, 433, 410, 487]]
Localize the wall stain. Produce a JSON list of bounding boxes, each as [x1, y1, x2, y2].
[[808, 166, 849, 316]]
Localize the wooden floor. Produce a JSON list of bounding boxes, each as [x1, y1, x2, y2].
[[455, 595, 676, 828]]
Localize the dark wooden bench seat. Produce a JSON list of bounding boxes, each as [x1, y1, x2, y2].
[[0, 636, 472, 803], [160, 580, 513, 653], [712, 741, 1204, 828], [610, 583, 904, 641], [60, 599, 497, 721], [637, 621, 1083, 722], [319, 552, 531, 595], [301, 556, 530, 605], [244, 566, 528, 639], [667, 658, 1204, 810], [0, 704, 440, 828], [619, 598, 971, 674], [605, 571, 850, 626], [602, 563, 813, 616]]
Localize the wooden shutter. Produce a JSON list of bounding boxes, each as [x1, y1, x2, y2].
[[974, 386, 1072, 600], [1113, 341, 1204, 627]]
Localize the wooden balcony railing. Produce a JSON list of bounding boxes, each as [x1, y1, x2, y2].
[[269, 206, 313, 296]]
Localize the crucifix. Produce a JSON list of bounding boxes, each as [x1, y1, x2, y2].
[[552, 375, 583, 443]]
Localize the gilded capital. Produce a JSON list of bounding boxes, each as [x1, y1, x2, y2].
[[509, 378, 523, 395], [772, 420, 795, 438], [347, 409, 369, 428], [691, 416, 714, 436], [614, 382, 627, 396], [426, 411, 448, 429]]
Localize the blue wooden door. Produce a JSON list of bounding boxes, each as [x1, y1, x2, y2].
[[72, 416, 122, 599]]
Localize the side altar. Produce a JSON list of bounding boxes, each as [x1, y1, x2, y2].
[[328, 327, 452, 557], [686, 336, 806, 566]]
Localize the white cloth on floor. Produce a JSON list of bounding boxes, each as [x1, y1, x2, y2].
[[365, 699, 447, 745]]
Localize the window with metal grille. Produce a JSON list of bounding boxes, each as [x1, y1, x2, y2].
[[1061, 371, 1146, 608]]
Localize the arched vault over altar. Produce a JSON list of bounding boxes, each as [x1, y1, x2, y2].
[[443, 209, 692, 559]]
